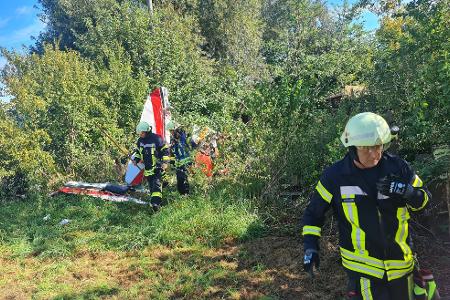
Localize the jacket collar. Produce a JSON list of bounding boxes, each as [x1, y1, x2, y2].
[[341, 152, 389, 175]]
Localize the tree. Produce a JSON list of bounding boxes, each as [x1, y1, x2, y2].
[[1, 45, 121, 181], [198, 0, 267, 83], [262, 0, 373, 99], [371, 0, 450, 157], [0, 108, 55, 197]]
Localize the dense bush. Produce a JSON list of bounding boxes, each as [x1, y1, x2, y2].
[[0, 111, 55, 197], [0, 0, 447, 199]]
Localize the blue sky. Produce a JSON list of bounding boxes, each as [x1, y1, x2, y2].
[[327, 0, 379, 31], [0, 0, 44, 51]]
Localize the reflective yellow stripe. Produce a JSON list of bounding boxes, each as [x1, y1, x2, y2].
[[341, 258, 384, 279], [144, 169, 154, 176], [410, 175, 428, 211], [408, 274, 414, 300], [386, 263, 414, 281], [342, 201, 367, 255], [341, 247, 413, 270], [151, 147, 156, 168], [340, 248, 384, 269], [302, 225, 322, 237], [360, 277, 373, 300], [409, 189, 429, 211], [414, 285, 427, 296], [162, 155, 170, 161], [151, 192, 162, 198], [161, 144, 168, 150], [395, 207, 412, 257], [428, 280, 437, 299], [384, 257, 413, 270], [412, 175, 423, 187], [316, 181, 332, 203]]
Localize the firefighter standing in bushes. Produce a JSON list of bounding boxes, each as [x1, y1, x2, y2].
[[133, 121, 170, 211], [167, 121, 192, 195], [302, 112, 436, 299]]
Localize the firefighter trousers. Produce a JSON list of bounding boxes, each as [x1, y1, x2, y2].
[[347, 273, 414, 300], [176, 166, 189, 195], [146, 171, 162, 206]]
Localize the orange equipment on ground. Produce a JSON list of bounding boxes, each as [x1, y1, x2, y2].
[[195, 150, 213, 177]]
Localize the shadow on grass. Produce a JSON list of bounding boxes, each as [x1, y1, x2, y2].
[[52, 286, 119, 300], [134, 235, 346, 300]]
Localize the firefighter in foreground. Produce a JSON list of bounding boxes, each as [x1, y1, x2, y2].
[[302, 112, 434, 299], [167, 121, 192, 195], [133, 121, 170, 211]]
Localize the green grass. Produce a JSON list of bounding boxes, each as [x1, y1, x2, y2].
[[0, 191, 263, 258], [0, 190, 272, 299]]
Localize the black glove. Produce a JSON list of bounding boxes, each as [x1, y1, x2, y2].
[[376, 174, 414, 199], [303, 249, 320, 273]]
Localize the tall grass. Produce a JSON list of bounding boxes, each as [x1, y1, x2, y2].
[[0, 191, 263, 258]]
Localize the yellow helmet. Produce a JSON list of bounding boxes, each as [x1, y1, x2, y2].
[[340, 112, 393, 147]]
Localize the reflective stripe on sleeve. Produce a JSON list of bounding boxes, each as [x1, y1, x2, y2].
[[412, 175, 423, 188], [316, 181, 332, 203], [302, 225, 322, 237], [408, 189, 429, 211]]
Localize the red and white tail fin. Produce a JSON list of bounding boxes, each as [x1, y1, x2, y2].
[[127, 87, 171, 186]]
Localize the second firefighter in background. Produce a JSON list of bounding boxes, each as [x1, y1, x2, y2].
[[167, 121, 192, 195]]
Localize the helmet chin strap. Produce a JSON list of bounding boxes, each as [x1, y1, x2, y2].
[[349, 146, 368, 169]]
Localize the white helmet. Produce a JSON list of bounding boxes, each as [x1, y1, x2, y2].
[[340, 112, 393, 147]]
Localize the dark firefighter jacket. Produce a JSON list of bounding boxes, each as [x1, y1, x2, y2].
[[302, 152, 431, 281], [133, 132, 170, 176], [170, 129, 192, 167]]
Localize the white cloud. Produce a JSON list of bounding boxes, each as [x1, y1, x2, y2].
[[0, 18, 46, 50], [16, 6, 33, 15]]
